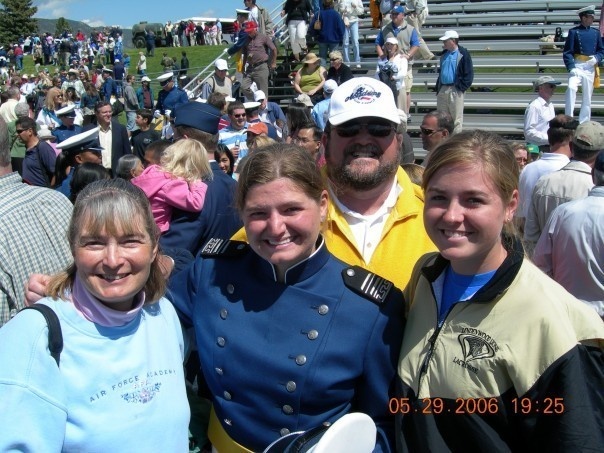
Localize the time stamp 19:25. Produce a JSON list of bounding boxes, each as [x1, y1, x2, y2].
[[388, 397, 565, 415]]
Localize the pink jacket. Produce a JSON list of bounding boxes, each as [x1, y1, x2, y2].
[[131, 165, 207, 233]]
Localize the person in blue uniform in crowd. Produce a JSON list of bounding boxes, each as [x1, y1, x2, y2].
[[52, 105, 83, 144], [160, 102, 242, 254], [167, 144, 403, 452], [54, 128, 103, 199], [155, 71, 189, 115], [563, 4, 604, 123]]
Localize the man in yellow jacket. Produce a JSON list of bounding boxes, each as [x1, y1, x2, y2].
[[321, 77, 435, 290]]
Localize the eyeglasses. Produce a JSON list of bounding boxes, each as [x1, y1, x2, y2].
[[232, 113, 246, 118], [15, 128, 29, 134], [420, 127, 442, 136], [334, 122, 395, 138]]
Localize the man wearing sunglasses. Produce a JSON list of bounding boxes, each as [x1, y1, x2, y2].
[[321, 77, 434, 291], [419, 110, 453, 165]]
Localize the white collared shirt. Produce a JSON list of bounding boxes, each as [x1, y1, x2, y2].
[[329, 178, 401, 263], [98, 123, 113, 170]]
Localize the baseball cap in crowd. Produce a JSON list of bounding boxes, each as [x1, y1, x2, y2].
[[173, 102, 222, 134], [157, 72, 174, 85], [254, 90, 267, 102], [244, 22, 258, 33], [391, 6, 405, 14], [535, 75, 561, 88], [328, 77, 401, 126], [323, 79, 338, 95], [572, 120, 604, 151], [385, 37, 399, 46], [141, 76, 151, 83], [247, 122, 268, 136], [215, 59, 228, 71], [526, 144, 540, 155], [439, 30, 459, 41], [594, 150, 604, 172], [295, 93, 314, 108]]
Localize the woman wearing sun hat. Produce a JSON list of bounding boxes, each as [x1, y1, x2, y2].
[[293, 52, 327, 105]]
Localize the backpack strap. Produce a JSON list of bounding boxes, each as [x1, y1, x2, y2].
[[21, 305, 63, 367]]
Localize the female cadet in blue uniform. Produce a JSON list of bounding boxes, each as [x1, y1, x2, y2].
[[168, 144, 403, 452]]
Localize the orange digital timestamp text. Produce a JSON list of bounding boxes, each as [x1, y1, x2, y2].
[[388, 397, 502, 415], [511, 397, 565, 414]]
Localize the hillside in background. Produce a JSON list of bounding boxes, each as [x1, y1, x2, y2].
[[35, 18, 133, 47]]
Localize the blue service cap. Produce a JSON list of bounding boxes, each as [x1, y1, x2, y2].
[[173, 101, 222, 135], [391, 6, 405, 14]]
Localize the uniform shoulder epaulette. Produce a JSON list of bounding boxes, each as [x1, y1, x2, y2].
[[341, 266, 394, 305], [200, 238, 249, 258]]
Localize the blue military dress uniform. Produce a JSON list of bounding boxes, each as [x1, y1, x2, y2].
[[563, 20, 604, 122], [167, 238, 403, 452], [52, 125, 83, 144], [155, 86, 189, 114]]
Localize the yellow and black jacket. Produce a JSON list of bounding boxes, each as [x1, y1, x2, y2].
[[396, 238, 604, 452]]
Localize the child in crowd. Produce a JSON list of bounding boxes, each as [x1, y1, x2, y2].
[[131, 138, 212, 233]]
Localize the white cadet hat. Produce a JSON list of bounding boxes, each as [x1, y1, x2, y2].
[[254, 90, 267, 101], [577, 5, 596, 15], [328, 77, 400, 126], [236, 8, 251, 15], [157, 72, 174, 84], [215, 59, 228, 71], [439, 30, 459, 41], [56, 104, 76, 117], [243, 101, 261, 110], [141, 76, 151, 82], [56, 127, 104, 153]]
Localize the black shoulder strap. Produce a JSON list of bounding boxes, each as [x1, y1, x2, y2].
[[21, 305, 63, 367]]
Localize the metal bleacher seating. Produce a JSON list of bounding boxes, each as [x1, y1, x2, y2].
[[187, 0, 604, 158]]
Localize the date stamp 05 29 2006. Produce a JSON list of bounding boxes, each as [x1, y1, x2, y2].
[[388, 397, 566, 415]]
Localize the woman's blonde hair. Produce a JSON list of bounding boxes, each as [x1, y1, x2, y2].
[[248, 135, 276, 151], [44, 87, 63, 110], [48, 179, 166, 303], [422, 130, 519, 237], [160, 138, 213, 184]]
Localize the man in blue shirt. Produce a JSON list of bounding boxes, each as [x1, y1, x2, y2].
[[155, 72, 189, 115], [435, 29, 474, 134]]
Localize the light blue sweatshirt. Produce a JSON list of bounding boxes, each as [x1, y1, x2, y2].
[[0, 297, 189, 452]]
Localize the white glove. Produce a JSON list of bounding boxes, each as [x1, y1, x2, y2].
[[570, 68, 580, 77], [153, 109, 162, 119], [588, 56, 598, 67], [165, 109, 172, 118]]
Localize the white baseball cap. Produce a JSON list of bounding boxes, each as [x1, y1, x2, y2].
[[215, 59, 228, 71], [254, 90, 266, 101], [328, 77, 400, 126], [439, 30, 459, 41], [323, 79, 338, 94]]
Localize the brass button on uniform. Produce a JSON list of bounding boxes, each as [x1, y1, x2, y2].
[[286, 381, 297, 392], [282, 404, 294, 415], [217, 336, 226, 347], [307, 330, 318, 340], [295, 354, 307, 365], [224, 391, 232, 400], [318, 305, 329, 315], [280, 428, 290, 436], [346, 268, 355, 277], [215, 367, 223, 375], [220, 308, 228, 319], [226, 284, 235, 294]]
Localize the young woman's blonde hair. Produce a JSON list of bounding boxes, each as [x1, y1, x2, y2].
[[47, 179, 166, 304], [44, 87, 63, 110], [160, 138, 213, 184]]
